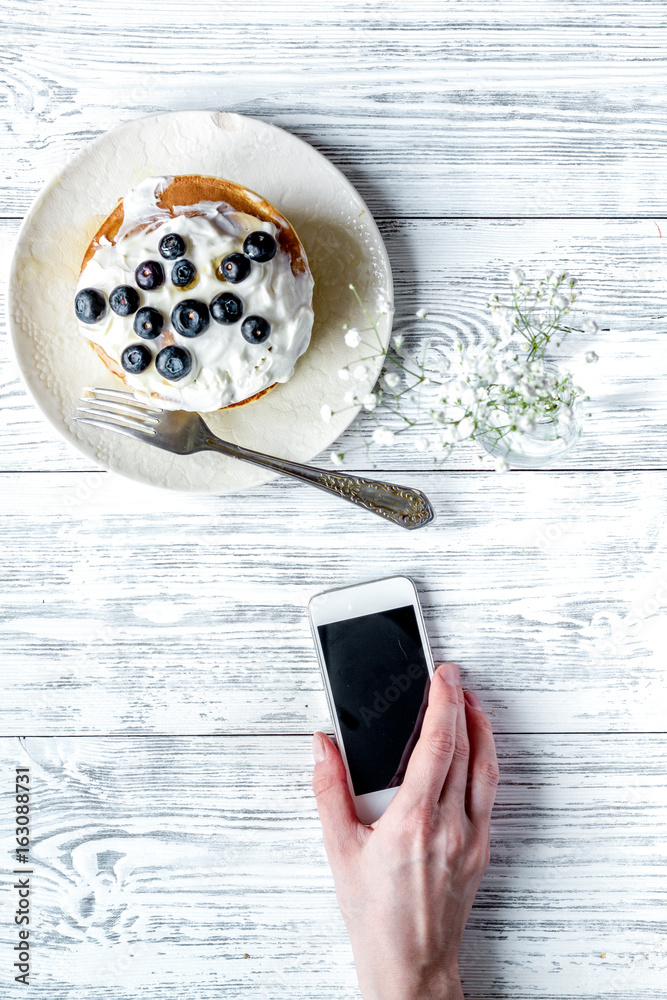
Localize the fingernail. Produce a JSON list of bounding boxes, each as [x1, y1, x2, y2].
[[464, 690, 482, 709], [438, 662, 460, 686], [312, 732, 326, 763]]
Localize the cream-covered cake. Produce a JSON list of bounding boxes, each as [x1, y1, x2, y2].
[[74, 175, 314, 412]]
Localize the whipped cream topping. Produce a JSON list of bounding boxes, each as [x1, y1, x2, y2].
[[76, 177, 314, 411]]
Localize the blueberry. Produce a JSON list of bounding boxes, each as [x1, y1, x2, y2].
[[75, 287, 107, 324], [109, 285, 140, 316], [159, 233, 187, 260], [217, 253, 251, 283], [133, 306, 163, 340], [243, 231, 277, 262], [210, 292, 243, 325], [171, 259, 197, 288], [171, 299, 210, 337], [135, 260, 165, 290], [121, 343, 152, 374], [156, 345, 192, 381], [241, 315, 271, 344]]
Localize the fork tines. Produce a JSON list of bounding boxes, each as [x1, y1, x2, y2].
[[75, 387, 162, 438]]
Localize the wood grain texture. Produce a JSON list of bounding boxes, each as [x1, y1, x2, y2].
[[3, 1, 667, 218], [2, 216, 666, 472], [0, 734, 665, 999], [1, 470, 665, 735], [2, 3, 666, 996]]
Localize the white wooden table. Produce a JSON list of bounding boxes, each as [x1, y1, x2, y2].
[[1, 3, 666, 997]]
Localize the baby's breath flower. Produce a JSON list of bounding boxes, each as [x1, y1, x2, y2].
[[585, 350, 599, 363], [497, 317, 514, 341], [320, 404, 332, 423], [491, 307, 509, 328], [457, 416, 475, 440], [517, 414, 535, 433], [494, 457, 510, 473], [330, 451, 344, 467], [328, 270, 596, 471], [378, 296, 393, 313], [373, 426, 395, 446], [583, 319, 599, 334]]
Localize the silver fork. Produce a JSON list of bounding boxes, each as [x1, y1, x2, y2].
[[75, 387, 435, 529]]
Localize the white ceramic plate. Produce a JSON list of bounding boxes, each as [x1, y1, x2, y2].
[[7, 110, 393, 492]]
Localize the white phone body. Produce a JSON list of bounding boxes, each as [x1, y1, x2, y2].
[[308, 575, 435, 825]]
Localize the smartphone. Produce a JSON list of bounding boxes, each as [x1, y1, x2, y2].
[[308, 575, 435, 825]]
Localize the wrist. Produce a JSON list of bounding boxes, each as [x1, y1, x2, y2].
[[415, 978, 464, 1000], [412, 966, 464, 1000], [361, 968, 464, 1000]]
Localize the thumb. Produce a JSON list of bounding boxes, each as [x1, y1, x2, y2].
[[311, 732, 365, 863]]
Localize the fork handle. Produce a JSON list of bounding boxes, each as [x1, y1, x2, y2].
[[204, 435, 435, 530]]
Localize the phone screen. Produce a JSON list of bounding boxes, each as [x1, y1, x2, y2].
[[317, 604, 431, 796]]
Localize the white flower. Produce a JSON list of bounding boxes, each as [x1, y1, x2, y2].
[[491, 306, 510, 328], [585, 350, 599, 363], [494, 457, 510, 473], [362, 393, 377, 411], [338, 367, 350, 380], [583, 319, 599, 335], [378, 296, 393, 313], [497, 317, 514, 341], [440, 424, 459, 444], [320, 404, 332, 423], [459, 385, 478, 407], [517, 414, 535, 433], [344, 327, 362, 348], [344, 390, 358, 405], [509, 267, 525, 286], [444, 379, 469, 404], [352, 364, 369, 381], [552, 293, 568, 309], [373, 426, 395, 446], [415, 436, 429, 452], [384, 371, 401, 390], [330, 451, 344, 467], [457, 416, 475, 439], [416, 308, 428, 319], [392, 334, 405, 353]]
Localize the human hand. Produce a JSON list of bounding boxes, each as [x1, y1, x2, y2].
[[312, 662, 499, 1000]]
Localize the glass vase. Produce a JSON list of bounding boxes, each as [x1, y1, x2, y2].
[[477, 399, 583, 469]]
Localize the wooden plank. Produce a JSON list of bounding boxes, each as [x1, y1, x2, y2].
[[2, 217, 666, 472], [1, 470, 665, 735], [2, 2, 667, 218], [0, 734, 664, 998]]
